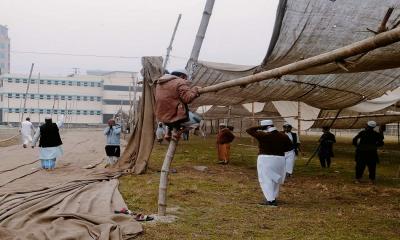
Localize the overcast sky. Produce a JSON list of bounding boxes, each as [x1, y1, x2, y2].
[[0, 0, 278, 76]]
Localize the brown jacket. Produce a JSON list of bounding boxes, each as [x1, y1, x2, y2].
[[155, 74, 199, 123], [217, 128, 235, 144], [246, 126, 292, 156]]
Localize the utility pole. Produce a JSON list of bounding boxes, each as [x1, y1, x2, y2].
[[163, 14, 182, 70], [20, 63, 35, 124]]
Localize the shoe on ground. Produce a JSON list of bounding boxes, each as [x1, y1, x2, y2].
[[259, 200, 277, 207]]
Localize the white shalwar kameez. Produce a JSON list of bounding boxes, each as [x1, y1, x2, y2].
[[284, 132, 299, 175], [21, 120, 34, 145], [257, 154, 286, 202]]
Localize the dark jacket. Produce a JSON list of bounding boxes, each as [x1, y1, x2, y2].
[[217, 128, 235, 144], [39, 123, 62, 148], [246, 126, 292, 156], [283, 131, 299, 155], [155, 74, 199, 124], [353, 128, 384, 163], [318, 132, 336, 158]]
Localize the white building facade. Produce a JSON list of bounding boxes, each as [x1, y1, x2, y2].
[[0, 25, 10, 74], [0, 71, 141, 125]]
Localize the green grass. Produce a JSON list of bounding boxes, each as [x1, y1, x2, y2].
[[119, 135, 400, 240]]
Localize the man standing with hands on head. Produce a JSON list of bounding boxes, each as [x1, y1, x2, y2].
[[247, 120, 292, 207]]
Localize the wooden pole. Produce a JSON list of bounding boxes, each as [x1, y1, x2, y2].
[[37, 73, 40, 123], [189, 0, 215, 62], [158, 134, 178, 216], [297, 101, 301, 137], [163, 14, 182, 70], [198, 26, 400, 94]]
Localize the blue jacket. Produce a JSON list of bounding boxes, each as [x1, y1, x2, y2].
[[104, 125, 121, 145]]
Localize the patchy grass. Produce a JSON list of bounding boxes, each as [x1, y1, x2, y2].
[[119, 135, 400, 240]]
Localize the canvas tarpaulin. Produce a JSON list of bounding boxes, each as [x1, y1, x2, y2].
[[190, 0, 400, 111]]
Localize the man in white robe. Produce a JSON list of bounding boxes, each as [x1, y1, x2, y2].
[[32, 115, 64, 170], [20, 117, 35, 148], [246, 120, 292, 207], [283, 123, 300, 177]]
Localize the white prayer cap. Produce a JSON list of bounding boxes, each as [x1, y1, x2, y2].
[[260, 119, 273, 126], [172, 68, 188, 76], [283, 122, 292, 127], [367, 121, 377, 128], [45, 115, 52, 120]]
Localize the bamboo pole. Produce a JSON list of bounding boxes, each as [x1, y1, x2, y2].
[[198, 26, 400, 94], [189, 0, 215, 62], [163, 14, 182, 70], [158, 134, 178, 216], [20, 63, 35, 124]]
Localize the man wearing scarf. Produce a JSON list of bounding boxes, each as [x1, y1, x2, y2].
[[32, 115, 64, 170], [246, 120, 292, 207]]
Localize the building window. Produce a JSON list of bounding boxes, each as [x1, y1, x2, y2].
[[23, 79, 27, 84], [68, 96, 72, 101], [90, 111, 94, 115], [47, 80, 52, 85], [30, 94, 35, 99], [83, 82, 88, 87], [47, 95, 51, 100], [31, 79, 35, 84], [90, 96, 94, 101], [90, 82, 95, 87], [68, 81, 72, 86], [40, 80, 45, 84], [23, 109, 28, 113], [83, 96, 87, 101], [7, 78, 12, 83], [15, 93, 20, 99], [46, 109, 51, 114], [77, 82, 81, 86], [61, 110, 65, 114], [96, 111, 101, 115], [61, 81, 66, 85], [76, 110, 81, 115], [54, 81, 59, 85], [39, 109, 44, 114], [40, 95, 44, 100], [97, 97, 101, 101], [8, 93, 12, 98], [15, 79, 20, 83], [68, 110, 73, 115], [61, 95, 65, 100], [83, 110, 88, 115], [76, 96, 81, 101], [30, 109, 35, 113], [97, 82, 102, 87], [22, 94, 26, 99], [15, 108, 20, 113]]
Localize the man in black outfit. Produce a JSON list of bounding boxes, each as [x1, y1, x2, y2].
[[353, 121, 384, 184], [318, 127, 336, 168]]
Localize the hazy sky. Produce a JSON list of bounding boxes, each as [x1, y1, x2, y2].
[[0, 0, 278, 75]]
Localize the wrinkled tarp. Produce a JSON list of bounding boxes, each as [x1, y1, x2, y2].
[[190, 0, 400, 110], [0, 130, 143, 240]]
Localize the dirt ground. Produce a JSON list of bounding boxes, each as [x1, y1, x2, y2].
[[119, 135, 400, 240], [0, 128, 113, 192]]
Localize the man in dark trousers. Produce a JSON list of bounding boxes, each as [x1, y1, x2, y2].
[[155, 69, 201, 141], [353, 121, 384, 184], [318, 126, 336, 168], [246, 120, 292, 207]]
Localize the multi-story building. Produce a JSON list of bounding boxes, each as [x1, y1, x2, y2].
[[0, 71, 141, 125], [0, 25, 10, 74]]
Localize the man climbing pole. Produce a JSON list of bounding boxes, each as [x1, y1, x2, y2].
[[155, 69, 201, 140]]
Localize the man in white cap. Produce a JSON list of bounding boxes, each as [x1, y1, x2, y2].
[[155, 69, 201, 141], [32, 115, 64, 170], [20, 117, 35, 148], [282, 123, 300, 177], [246, 119, 292, 207], [352, 121, 384, 184]]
